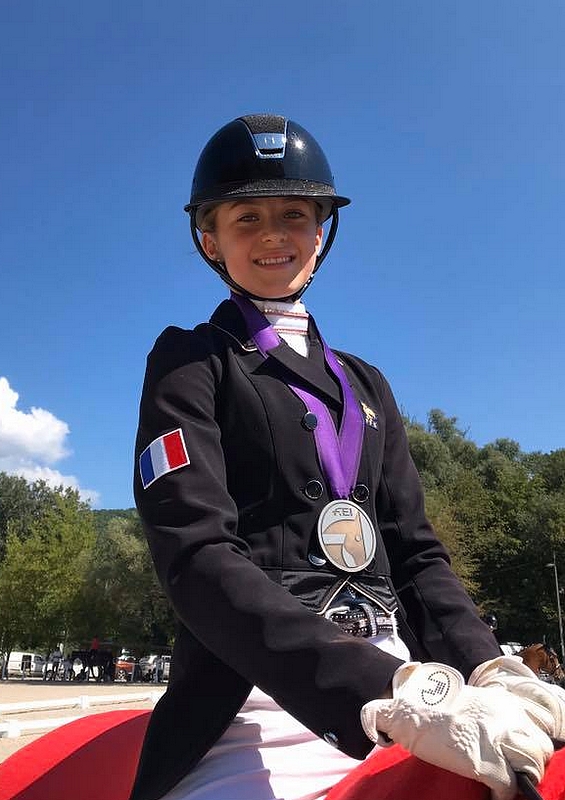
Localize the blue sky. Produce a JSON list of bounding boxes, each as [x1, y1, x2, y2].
[[1, 1, 563, 509]]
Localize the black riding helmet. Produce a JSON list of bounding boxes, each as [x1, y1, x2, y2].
[[185, 114, 350, 301]]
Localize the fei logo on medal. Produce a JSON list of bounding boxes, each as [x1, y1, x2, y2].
[[317, 500, 377, 572]]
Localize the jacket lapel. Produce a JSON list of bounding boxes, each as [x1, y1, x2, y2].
[[264, 339, 342, 405], [209, 300, 342, 406]]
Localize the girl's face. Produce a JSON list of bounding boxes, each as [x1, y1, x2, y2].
[[201, 197, 323, 299]]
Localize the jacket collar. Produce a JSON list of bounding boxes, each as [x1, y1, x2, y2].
[[209, 299, 342, 406]]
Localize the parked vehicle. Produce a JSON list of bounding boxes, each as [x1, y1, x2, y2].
[[114, 652, 141, 682], [500, 641, 523, 656], [138, 654, 171, 682], [5, 651, 46, 677]]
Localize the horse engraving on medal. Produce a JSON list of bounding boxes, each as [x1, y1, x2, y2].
[[317, 500, 377, 572]]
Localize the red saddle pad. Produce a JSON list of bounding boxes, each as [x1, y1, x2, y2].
[[0, 710, 150, 800], [1, 711, 565, 800], [325, 743, 565, 800]]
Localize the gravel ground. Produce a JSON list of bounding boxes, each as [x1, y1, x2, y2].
[[0, 678, 161, 762]]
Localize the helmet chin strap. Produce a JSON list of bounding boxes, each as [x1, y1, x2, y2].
[[190, 210, 339, 303]]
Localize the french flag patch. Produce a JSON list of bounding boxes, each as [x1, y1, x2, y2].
[[139, 428, 190, 489]]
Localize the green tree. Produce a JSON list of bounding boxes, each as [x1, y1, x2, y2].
[[423, 487, 478, 595], [80, 514, 174, 653], [0, 473, 56, 560], [0, 522, 48, 656], [527, 449, 565, 495], [406, 412, 481, 596], [405, 412, 565, 645], [0, 487, 96, 656], [405, 419, 453, 490]]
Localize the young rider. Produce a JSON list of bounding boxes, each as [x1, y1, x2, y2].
[[130, 114, 564, 800]]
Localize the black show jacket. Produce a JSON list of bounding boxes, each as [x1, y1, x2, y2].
[[130, 299, 500, 800]]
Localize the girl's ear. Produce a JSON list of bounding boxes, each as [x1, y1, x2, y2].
[[201, 232, 221, 261]]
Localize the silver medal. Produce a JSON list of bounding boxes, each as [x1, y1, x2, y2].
[[317, 500, 377, 572]]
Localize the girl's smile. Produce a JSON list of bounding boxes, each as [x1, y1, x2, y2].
[[201, 197, 323, 299]]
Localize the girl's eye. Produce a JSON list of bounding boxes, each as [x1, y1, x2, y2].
[[236, 213, 259, 223], [284, 210, 305, 219]]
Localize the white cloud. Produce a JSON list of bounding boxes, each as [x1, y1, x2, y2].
[[0, 377, 69, 462], [0, 377, 100, 506]]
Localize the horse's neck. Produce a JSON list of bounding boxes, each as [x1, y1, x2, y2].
[[520, 644, 545, 673], [521, 644, 560, 678]]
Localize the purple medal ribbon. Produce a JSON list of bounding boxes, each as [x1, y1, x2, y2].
[[231, 292, 364, 500]]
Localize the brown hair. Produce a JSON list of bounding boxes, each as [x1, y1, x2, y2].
[[196, 203, 219, 233]]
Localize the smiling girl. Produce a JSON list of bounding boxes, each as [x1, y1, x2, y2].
[[130, 115, 559, 800]]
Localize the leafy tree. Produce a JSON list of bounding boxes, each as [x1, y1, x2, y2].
[[405, 419, 454, 490], [462, 443, 564, 644], [405, 413, 565, 648], [0, 487, 96, 657], [490, 438, 522, 463], [528, 449, 565, 495], [92, 507, 137, 537], [427, 409, 462, 443], [0, 473, 56, 560], [80, 514, 174, 653], [0, 522, 48, 657], [423, 487, 478, 595], [427, 409, 479, 469]]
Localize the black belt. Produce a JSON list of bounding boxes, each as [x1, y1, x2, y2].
[[325, 602, 395, 638]]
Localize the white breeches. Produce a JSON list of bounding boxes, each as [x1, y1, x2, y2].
[[162, 634, 411, 800]]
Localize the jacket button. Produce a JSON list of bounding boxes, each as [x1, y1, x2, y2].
[[352, 484, 369, 503], [323, 731, 339, 748], [304, 480, 323, 500], [302, 412, 318, 431]]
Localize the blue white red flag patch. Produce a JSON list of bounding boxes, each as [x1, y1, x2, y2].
[[139, 429, 190, 489]]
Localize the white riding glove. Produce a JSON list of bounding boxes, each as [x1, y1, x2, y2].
[[361, 661, 553, 800], [470, 655, 565, 741]]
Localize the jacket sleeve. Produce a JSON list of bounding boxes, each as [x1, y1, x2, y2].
[[370, 368, 501, 677], [134, 326, 403, 760]]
